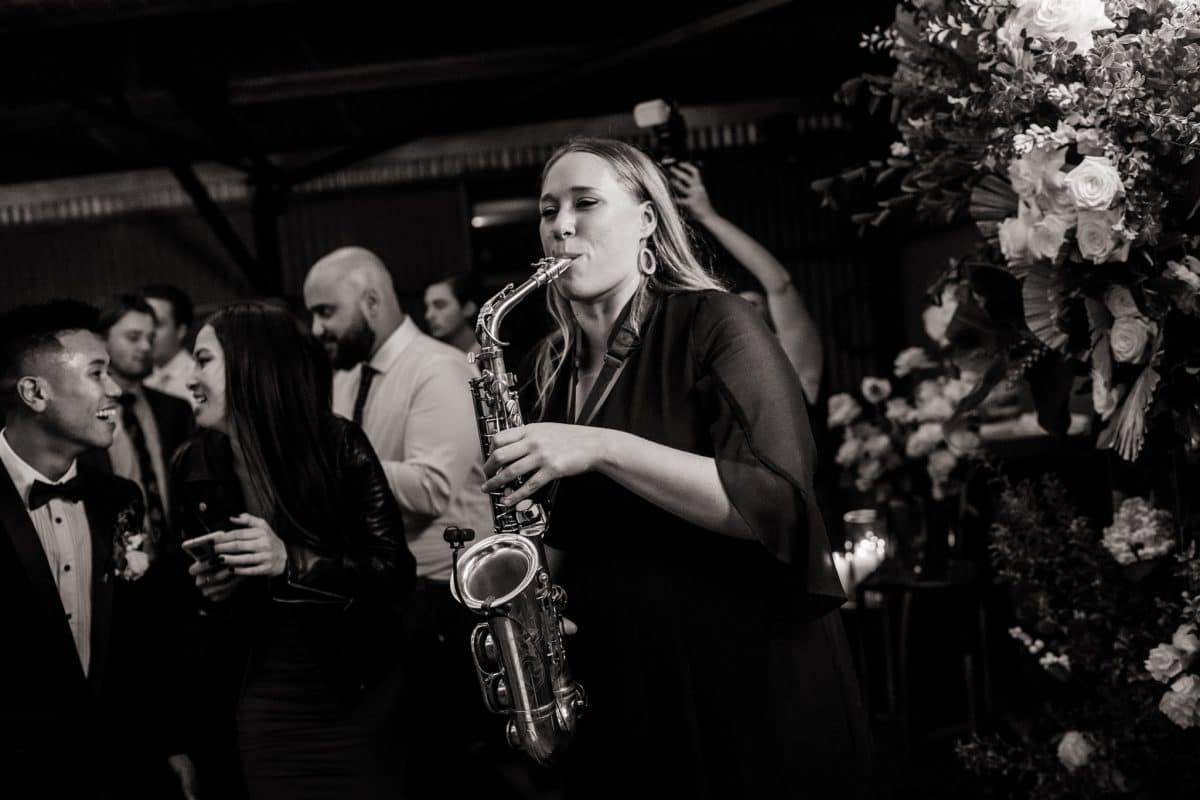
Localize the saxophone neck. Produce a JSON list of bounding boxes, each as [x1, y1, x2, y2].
[[477, 257, 574, 348]]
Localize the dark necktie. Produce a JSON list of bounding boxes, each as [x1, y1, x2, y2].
[[28, 476, 88, 510], [353, 365, 378, 426], [118, 394, 167, 544]]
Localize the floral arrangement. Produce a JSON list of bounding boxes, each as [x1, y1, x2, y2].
[[956, 478, 1200, 798], [817, 0, 1200, 461], [827, 340, 983, 501], [112, 502, 149, 581]]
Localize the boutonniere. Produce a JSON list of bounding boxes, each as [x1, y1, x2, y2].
[[112, 503, 150, 581]]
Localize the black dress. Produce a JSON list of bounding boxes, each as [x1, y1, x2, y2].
[[170, 417, 414, 800], [541, 289, 872, 799]]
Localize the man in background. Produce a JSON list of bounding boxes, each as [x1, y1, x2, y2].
[[141, 284, 196, 404], [304, 246, 510, 800], [82, 294, 192, 550]]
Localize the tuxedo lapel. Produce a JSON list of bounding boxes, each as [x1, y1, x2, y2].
[[85, 490, 115, 691], [0, 469, 83, 677]]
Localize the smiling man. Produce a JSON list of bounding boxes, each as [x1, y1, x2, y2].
[[0, 300, 195, 798]]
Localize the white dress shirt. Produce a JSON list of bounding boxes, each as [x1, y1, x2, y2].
[[333, 317, 493, 581], [0, 429, 93, 675], [145, 349, 197, 405]]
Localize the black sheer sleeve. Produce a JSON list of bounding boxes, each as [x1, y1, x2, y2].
[[691, 291, 845, 613]]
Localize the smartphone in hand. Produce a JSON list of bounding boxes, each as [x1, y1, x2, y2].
[[181, 533, 218, 563]]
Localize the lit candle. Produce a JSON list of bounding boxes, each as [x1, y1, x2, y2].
[[834, 551, 853, 594]]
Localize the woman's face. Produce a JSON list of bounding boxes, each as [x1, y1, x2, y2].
[[188, 324, 228, 433], [539, 151, 655, 303]]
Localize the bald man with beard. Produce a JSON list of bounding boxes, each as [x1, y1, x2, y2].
[[303, 248, 509, 799]]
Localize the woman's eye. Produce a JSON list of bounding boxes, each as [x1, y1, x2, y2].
[[575, 197, 597, 208], [540, 207, 557, 219]]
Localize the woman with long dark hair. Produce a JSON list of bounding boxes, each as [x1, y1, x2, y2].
[[172, 302, 414, 799], [483, 139, 872, 798]]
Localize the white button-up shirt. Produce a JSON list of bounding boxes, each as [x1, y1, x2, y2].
[[0, 429, 93, 675], [333, 317, 493, 581], [108, 385, 170, 520]]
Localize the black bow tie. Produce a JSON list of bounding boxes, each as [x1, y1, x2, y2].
[[28, 476, 88, 510]]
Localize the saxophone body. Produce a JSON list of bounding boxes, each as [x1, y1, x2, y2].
[[448, 256, 586, 766]]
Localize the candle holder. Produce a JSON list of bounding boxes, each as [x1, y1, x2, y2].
[[834, 508, 890, 596]]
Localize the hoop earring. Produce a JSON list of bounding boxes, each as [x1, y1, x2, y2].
[[638, 247, 657, 276]]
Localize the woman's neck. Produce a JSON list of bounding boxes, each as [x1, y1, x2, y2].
[[570, 272, 642, 372]]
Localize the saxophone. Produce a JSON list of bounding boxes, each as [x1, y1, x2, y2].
[[444, 256, 586, 766]]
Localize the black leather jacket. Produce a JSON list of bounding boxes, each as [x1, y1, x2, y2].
[[169, 414, 416, 701]]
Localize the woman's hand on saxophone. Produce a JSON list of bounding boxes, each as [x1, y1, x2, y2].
[[482, 423, 610, 508]]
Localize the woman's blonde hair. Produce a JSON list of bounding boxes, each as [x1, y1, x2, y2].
[[531, 137, 726, 417]]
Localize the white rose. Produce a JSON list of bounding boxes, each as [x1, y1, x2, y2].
[[122, 550, 150, 581], [927, 448, 958, 483], [999, 212, 1034, 266], [1008, 147, 1066, 199], [893, 346, 936, 377], [827, 393, 862, 428], [916, 394, 955, 422], [855, 458, 884, 491], [1036, 178, 1077, 225], [835, 436, 863, 467], [1028, 213, 1070, 260], [1146, 644, 1186, 683], [885, 398, 918, 424], [890, 141, 911, 158], [945, 426, 982, 456], [1160, 688, 1199, 728], [1104, 286, 1140, 318], [1065, 156, 1123, 210], [1075, 208, 1125, 264], [1109, 316, 1154, 365], [1160, 676, 1200, 728], [942, 375, 977, 405], [906, 422, 945, 458], [861, 377, 892, 403], [1174, 674, 1200, 695], [1056, 731, 1094, 772], [1173, 625, 1200, 658], [1008, 0, 1115, 54], [863, 434, 892, 459]]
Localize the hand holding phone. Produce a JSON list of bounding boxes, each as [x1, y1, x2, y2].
[[181, 533, 218, 563]]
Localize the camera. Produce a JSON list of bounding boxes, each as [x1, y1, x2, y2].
[[633, 99, 690, 168]]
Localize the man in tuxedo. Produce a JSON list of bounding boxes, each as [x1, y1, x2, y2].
[[81, 294, 193, 549], [0, 300, 195, 798]]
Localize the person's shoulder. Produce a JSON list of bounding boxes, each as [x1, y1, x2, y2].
[[144, 385, 193, 417], [168, 428, 228, 480], [660, 288, 758, 331], [408, 330, 476, 374], [322, 414, 379, 468]]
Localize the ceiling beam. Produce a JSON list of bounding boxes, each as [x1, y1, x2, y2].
[[228, 43, 610, 105], [281, 0, 798, 188]]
